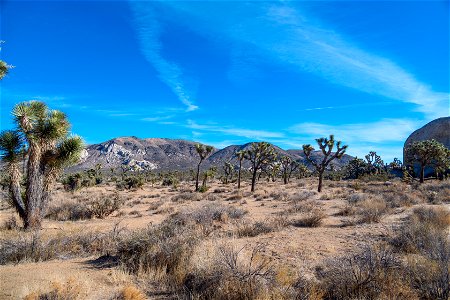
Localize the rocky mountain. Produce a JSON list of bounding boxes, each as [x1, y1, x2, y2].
[[69, 137, 354, 172], [404, 117, 450, 158]]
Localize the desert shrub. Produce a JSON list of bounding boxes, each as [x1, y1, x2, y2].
[[117, 220, 199, 285], [391, 206, 450, 256], [356, 197, 388, 223], [336, 204, 356, 216], [226, 191, 244, 201], [147, 200, 164, 211], [288, 191, 316, 203], [291, 209, 325, 227], [346, 192, 369, 204], [1, 214, 20, 230], [0, 228, 121, 264], [269, 191, 289, 201], [198, 185, 209, 193], [88, 193, 125, 218], [110, 285, 146, 300], [317, 245, 414, 300], [24, 278, 85, 300], [162, 174, 179, 187], [182, 245, 275, 299], [116, 175, 144, 190], [204, 193, 219, 201], [284, 200, 317, 215], [171, 192, 201, 202], [236, 221, 275, 237], [46, 201, 92, 221], [390, 206, 450, 299]]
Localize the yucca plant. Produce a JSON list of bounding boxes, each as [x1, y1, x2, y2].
[[244, 142, 276, 192], [0, 101, 84, 229]]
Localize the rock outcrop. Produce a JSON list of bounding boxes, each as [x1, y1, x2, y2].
[[403, 117, 450, 162]]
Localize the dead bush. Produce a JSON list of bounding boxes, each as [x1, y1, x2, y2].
[[24, 278, 85, 300], [88, 193, 124, 218], [289, 191, 316, 203], [1, 214, 20, 230], [182, 245, 275, 299], [390, 206, 450, 299], [171, 192, 201, 202], [291, 209, 325, 227], [317, 244, 415, 300], [0, 227, 122, 265], [46, 201, 92, 221], [117, 220, 199, 285], [391, 206, 450, 256], [236, 221, 275, 237], [356, 197, 388, 223], [269, 191, 289, 201], [110, 285, 146, 300]]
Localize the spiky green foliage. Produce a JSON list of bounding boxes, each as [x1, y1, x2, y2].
[[244, 142, 276, 192], [303, 135, 348, 192], [222, 161, 234, 184], [0, 60, 9, 80], [0, 101, 84, 228], [405, 139, 450, 183], [344, 157, 369, 179], [280, 155, 302, 184], [365, 151, 385, 174], [194, 143, 214, 191]]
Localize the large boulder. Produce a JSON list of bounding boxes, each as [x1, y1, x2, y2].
[[403, 117, 450, 176]]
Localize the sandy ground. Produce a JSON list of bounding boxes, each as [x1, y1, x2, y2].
[[0, 178, 448, 299]]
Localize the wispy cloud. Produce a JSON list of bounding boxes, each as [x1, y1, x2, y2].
[[288, 118, 420, 160], [289, 118, 418, 143], [129, 2, 199, 112], [162, 2, 448, 119], [141, 115, 174, 122], [186, 120, 284, 140]]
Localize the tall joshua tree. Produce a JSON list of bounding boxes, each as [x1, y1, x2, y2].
[[0, 101, 84, 229], [194, 143, 214, 191], [405, 139, 450, 183], [280, 155, 300, 184], [303, 135, 347, 193], [235, 150, 245, 189], [244, 142, 276, 192]]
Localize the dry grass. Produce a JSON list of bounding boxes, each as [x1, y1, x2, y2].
[[24, 278, 85, 300]]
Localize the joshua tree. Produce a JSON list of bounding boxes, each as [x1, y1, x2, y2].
[[405, 139, 450, 183], [0, 101, 84, 229], [200, 166, 217, 192], [0, 60, 10, 79], [235, 150, 245, 189], [194, 143, 214, 191], [222, 161, 234, 184], [244, 142, 276, 192], [303, 135, 347, 193], [280, 155, 301, 184], [365, 151, 384, 174]]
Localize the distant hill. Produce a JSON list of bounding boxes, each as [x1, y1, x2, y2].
[[68, 137, 354, 172]]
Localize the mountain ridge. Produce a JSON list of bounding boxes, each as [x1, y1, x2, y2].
[[69, 136, 353, 172]]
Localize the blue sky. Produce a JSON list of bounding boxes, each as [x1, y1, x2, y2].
[[1, 0, 449, 161]]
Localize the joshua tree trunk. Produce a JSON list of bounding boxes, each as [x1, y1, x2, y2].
[[8, 162, 26, 221], [419, 164, 425, 183], [24, 143, 43, 229], [251, 168, 258, 192], [237, 160, 242, 189], [195, 161, 201, 191], [318, 171, 324, 193]]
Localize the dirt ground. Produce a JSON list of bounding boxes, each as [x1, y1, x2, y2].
[[0, 178, 448, 299]]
